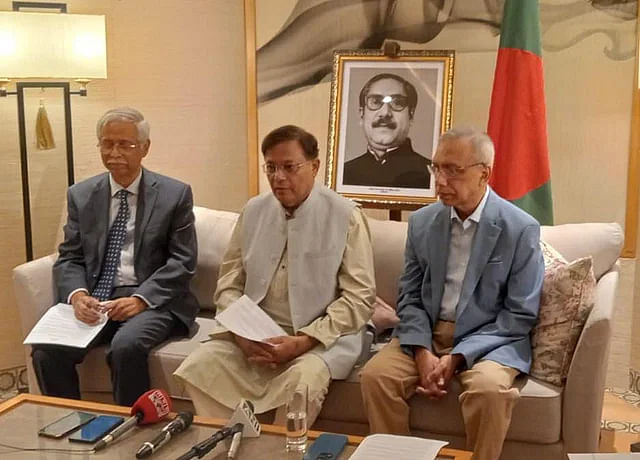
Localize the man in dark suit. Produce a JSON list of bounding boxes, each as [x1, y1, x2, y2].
[[342, 73, 431, 189], [32, 107, 199, 406]]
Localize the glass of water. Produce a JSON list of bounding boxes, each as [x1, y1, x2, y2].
[[285, 382, 308, 452]]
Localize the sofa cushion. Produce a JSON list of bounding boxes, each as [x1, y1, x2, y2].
[[530, 240, 596, 386], [191, 207, 239, 310], [540, 223, 622, 280], [366, 218, 408, 308], [319, 369, 562, 444]]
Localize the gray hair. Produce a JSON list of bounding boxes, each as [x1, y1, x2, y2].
[[438, 127, 495, 166], [96, 107, 150, 142]]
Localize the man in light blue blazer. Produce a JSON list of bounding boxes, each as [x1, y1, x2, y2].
[[361, 127, 544, 460]]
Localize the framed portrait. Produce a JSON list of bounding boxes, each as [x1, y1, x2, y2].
[[325, 49, 454, 207]]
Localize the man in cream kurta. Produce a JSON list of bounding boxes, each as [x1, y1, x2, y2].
[[174, 125, 376, 424]]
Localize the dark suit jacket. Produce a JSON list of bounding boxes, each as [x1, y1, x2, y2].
[[342, 138, 431, 189], [394, 189, 544, 373], [52, 168, 199, 329]]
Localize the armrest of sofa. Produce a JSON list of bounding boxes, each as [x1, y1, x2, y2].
[[12, 254, 58, 338], [13, 254, 58, 394], [562, 263, 619, 453]]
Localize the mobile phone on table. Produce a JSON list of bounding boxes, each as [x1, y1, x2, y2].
[[68, 414, 124, 443], [303, 433, 349, 460], [38, 411, 96, 438]]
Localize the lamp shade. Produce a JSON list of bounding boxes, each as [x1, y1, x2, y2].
[[0, 11, 107, 79]]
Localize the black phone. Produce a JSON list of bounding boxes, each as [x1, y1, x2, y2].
[[303, 433, 348, 460], [38, 411, 96, 438], [68, 414, 124, 443]]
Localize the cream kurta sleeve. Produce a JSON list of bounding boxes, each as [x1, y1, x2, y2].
[[213, 212, 246, 313], [297, 207, 376, 348]]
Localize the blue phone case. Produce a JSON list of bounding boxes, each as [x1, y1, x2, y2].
[[303, 433, 348, 460], [68, 414, 124, 443]]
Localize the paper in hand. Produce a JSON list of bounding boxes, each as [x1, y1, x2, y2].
[[215, 295, 288, 343], [23, 303, 108, 348]]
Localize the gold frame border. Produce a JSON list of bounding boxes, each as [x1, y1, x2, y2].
[[325, 49, 455, 208]]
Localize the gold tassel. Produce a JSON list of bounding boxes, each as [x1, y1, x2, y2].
[[35, 101, 55, 150]]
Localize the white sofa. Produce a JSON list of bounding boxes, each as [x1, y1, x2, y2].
[[13, 206, 623, 460]]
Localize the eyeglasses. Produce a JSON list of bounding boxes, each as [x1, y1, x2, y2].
[[428, 162, 486, 178], [97, 139, 139, 153], [262, 161, 310, 176], [365, 94, 409, 112]]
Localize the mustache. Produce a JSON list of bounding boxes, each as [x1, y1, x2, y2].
[[372, 117, 397, 129], [371, 115, 398, 129]]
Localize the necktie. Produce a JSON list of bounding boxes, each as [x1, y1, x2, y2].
[[92, 189, 130, 301]]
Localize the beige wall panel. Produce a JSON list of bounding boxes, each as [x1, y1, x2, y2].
[[258, 83, 331, 191], [545, 37, 632, 227], [0, 0, 248, 370]]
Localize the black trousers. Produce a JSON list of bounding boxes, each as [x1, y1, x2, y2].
[[31, 294, 186, 406]]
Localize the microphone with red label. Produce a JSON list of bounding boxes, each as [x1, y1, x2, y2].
[[93, 389, 172, 451]]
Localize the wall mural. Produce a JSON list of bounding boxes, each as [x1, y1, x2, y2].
[[257, 0, 637, 104]]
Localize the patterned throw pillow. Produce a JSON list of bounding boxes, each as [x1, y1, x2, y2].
[[530, 240, 597, 386]]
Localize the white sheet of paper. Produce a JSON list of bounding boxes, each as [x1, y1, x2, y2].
[[23, 303, 108, 348], [215, 295, 288, 343], [349, 434, 448, 460]]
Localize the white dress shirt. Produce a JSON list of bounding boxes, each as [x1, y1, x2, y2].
[[439, 187, 490, 321]]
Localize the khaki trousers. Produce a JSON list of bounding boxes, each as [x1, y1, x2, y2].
[[360, 321, 520, 460]]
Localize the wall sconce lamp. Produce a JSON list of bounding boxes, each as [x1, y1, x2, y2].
[[0, 2, 107, 260]]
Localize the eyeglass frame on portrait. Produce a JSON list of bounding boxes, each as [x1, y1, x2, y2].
[[364, 94, 409, 112]]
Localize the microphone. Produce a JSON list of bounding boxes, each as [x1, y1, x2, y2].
[[93, 389, 172, 451], [226, 423, 244, 459], [176, 425, 234, 460], [135, 411, 194, 459], [176, 399, 260, 460]]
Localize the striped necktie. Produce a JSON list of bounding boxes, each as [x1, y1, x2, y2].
[[92, 189, 130, 301]]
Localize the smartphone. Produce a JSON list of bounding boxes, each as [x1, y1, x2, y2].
[[68, 414, 124, 443], [303, 433, 348, 460], [38, 411, 96, 439]]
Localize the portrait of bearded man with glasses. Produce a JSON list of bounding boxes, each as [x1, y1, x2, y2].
[[342, 73, 432, 189]]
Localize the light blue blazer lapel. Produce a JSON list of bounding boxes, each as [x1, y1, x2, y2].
[[428, 206, 451, 316], [134, 168, 158, 260], [456, 191, 502, 318]]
